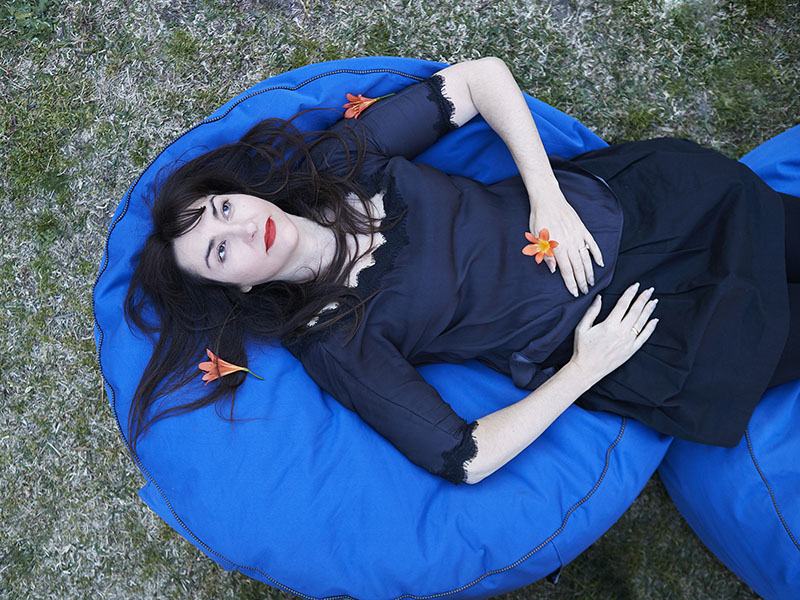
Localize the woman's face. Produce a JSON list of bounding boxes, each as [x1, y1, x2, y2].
[[173, 193, 300, 292]]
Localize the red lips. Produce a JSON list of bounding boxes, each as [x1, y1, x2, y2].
[[265, 217, 276, 252]]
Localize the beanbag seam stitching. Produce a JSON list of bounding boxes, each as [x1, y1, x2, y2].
[[399, 419, 629, 599], [105, 410, 631, 600], [745, 428, 800, 551], [200, 68, 427, 126]]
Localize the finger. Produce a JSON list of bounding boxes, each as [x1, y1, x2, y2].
[[588, 236, 604, 268], [608, 282, 641, 321], [570, 250, 589, 295], [557, 253, 579, 297], [579, 244, 595, 288], [576, 294, 602, 334], [633, 318, 659, 351], [544, 255, 557, 273], [623, 287, 655, 325], [631, 296, 658, 333]]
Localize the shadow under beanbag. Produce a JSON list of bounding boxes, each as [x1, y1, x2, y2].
[[94, 57, 674, 599]]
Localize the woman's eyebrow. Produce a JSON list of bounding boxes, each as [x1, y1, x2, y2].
[[204, 196, 218, 269]]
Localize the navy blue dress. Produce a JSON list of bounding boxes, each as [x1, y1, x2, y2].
[[286, 76, 789, 484]]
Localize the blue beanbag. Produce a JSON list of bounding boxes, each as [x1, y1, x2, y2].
[[94, 57, 673, 599], [657, 127, 800, 600]]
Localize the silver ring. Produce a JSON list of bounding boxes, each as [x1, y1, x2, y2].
[[579, 244, 590, 252], [631, 326, 641, 336]]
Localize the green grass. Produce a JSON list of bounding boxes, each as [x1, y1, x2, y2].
[[1, 0, 798, 597]]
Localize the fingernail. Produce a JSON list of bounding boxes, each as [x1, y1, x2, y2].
[[572, 290, 579, 297], [589, 277, 595, 286]]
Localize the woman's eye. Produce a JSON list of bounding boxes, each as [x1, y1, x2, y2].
[[217, 241, 226, 262], [221, 200, 231, 217]]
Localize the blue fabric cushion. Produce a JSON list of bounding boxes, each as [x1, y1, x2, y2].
[[94, 57, 672, 599], [657, 128, 800, 600]]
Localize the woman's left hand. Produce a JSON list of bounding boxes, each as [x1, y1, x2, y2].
[[528, 197, 604, 297]]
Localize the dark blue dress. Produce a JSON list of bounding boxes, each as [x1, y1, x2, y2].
[[286, 76, 789, 484]]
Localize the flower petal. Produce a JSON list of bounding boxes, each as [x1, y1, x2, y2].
[[525, 231, 537, 243], [198, 360, 215, 373]]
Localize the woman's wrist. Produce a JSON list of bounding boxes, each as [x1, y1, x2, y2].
[[561, 358, 604, 391], [528, 179, 566, 210]]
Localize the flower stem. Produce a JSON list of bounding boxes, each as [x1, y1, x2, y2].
[[245, 368, 264, 380]]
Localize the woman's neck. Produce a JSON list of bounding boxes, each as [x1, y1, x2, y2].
[[286, 191, 386, 284], [284, 216, 338, 282]]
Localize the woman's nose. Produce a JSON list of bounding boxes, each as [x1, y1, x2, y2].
[[232, 220, 257, 241]]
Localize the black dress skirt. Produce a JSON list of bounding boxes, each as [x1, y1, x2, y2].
[[542, 138, 789, 446]]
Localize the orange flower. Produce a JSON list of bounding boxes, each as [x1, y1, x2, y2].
[[198, 349, 264, 385], [522, 228, 559, 264], [343, 93, 393, 119]]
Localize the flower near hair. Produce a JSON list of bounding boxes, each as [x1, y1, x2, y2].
[[523, 228, 559, 264], [343, 93, 394, 119], [198, 349, 264, 385]]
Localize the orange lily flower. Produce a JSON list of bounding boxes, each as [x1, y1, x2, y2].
[[522, 228, 559, 264], [198, 348, 264, 385], [343, 93, 393, 119]]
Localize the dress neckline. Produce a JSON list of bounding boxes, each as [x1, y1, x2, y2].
[[346, 174, 409, 298], [303, 179, 409, 331]]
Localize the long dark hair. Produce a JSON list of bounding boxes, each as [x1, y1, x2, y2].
[[125, 112, 390, 455]]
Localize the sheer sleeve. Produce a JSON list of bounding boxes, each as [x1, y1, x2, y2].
[[311, 74, 459, 180], [294, 330, 478, 485]]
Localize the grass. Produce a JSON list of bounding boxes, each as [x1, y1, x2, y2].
[[1, 0, 797, 597]]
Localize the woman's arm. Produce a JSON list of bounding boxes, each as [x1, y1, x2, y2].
[[465, 359, 594, 483], [465, 282, 659, 484], [434, 58, 603, 299]]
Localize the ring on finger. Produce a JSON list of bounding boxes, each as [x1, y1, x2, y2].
[[631, 326, 641, 336], [579, 244, 590, 252]]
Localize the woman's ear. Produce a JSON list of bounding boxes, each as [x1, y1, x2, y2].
[[240, 284, 252, 293]]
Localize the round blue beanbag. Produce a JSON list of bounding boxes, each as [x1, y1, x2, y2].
[[658, 128, 800, 600], [94, 57, 673, 598]]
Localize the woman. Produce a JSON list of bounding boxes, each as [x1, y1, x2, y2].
[[127, 57, 799, 485]]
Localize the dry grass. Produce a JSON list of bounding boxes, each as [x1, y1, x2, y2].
[[1, 0, 797, 598]]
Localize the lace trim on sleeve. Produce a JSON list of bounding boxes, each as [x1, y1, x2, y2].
[[438, 420, 479, 485], [423, 74, 459, 136]]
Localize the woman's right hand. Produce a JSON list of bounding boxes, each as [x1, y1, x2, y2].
[[569, 282, 659, 383]]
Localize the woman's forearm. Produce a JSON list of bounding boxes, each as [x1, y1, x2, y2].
[[438, 57, 563, 208], [464, 360, 599, 484]]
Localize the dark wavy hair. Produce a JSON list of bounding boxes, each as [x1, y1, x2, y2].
[[124, 113, 393, 455]]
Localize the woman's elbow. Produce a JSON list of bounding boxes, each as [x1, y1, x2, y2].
[[463, 471, 484, 485], [462, 456, 491, 485]]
